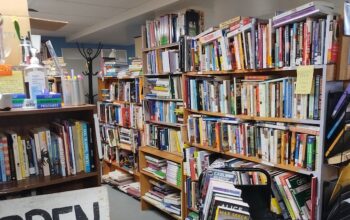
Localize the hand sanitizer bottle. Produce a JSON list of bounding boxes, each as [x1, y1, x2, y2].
[[24, 48, 47, 107]]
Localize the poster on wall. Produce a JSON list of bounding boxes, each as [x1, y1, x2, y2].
[[0, 186, 110, 220]]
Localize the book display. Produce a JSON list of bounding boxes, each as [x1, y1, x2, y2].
[[139, 9, 203, 219], [98, 64, 144, 196], [0, 106, 100, 198]]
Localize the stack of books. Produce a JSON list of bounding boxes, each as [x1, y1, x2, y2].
[[144, 123, 184, 153], [12, 94, 26, 108], [187, 75, 322, 120], [36, 93, 62, 109], [143, 155, 166, 179], [185, 212, 199, 220], [0, 120, 93, 182], [166, 161, 182, 187], [102, 170, 134, 186], [118, 182, 141, 198], [201, 169, 250, 220], [128, 58, 142, 76], [146, 78, 170, 97], [104, 59, 120, 77], [143, 179, 181, 217]]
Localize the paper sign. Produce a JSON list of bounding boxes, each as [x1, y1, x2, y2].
[[0, 186, 110, 219], [0, 65, 12, 76], [0, 70, 25, 94], [295, 65, 314, 94]]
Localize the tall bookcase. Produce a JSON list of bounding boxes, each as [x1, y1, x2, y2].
[[140, 38, 186, 219], [0, 105, 100, 197], [97, 75, 143, 181]]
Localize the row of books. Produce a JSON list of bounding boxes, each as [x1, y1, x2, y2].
[[145, 76, 183, 99], [142, 155, 182, 187], [100, 124, 141, 148], [98, 102, 143, 130], [187, 75, 322, 120], [143, 179, 182, 216], [144, 101, 184, 124], [187, 115, 320, 170], [144, 9, 202, 48], [196, 2, 337, 71], [144, 124, 184, 154], [145, 50, 179, 74], [0, 120, 93, 182], [107, 79, 141, 104]]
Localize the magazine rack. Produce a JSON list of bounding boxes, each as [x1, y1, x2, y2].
[[198, 167, 274, 220]]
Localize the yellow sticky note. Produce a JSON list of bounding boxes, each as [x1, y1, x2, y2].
[[295, 65, 314, 94], [0, 70, 25, 94]]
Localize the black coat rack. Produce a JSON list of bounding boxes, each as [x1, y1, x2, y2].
[[76, 42, 103, 104]]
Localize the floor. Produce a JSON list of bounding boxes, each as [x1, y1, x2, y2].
[[107, 185, 169, 220]]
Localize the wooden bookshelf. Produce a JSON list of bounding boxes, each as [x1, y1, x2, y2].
[[97, 75, 143, 185], [140, 170, 182, 190], [143, 72, 183, 77], [141, 196, 182, 220], [146, 121, 183, 128], [0, 105, 100, 197], [140, 146, 183, 163]]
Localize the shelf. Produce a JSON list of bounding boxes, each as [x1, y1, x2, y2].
[[118, 143, 134, 151], [146, 121, 183, 128], [106, 100, 142, 106], [185, 65, 326, 76], [224, 152, 314, 176], [185, 142, 221, 153], [141, 196, 182, 220], [144, 97, 183, 102], [140, 146, 183, 163], [99, 75, 141, 80], [141, 169, 182, 190], [0, 105, 96, 117], [143, 72, 183, 77], [104, 159, 136, 175], [98, 121, 142, 131], [0, 171, 99, 196], [142, 42, 179, 52], [187, 109, 321, 125]]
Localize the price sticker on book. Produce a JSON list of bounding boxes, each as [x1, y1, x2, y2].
[[295, 65, 314, 94]]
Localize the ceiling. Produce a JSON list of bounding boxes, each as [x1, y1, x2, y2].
[[28, 0, 344, 46], [28, 0, 181, 45]]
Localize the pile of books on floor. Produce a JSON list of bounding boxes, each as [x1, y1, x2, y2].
[[102, 170, 133, 186], [143, 155, 166, 179], [200, 169, 250, 220], [143, 180, 181, 217], [118, 182, 141, 199], [0, 120, 93, 182]]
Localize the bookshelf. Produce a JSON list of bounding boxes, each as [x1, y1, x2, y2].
[[97, 76, 143, 182], [0, 105, 100, 197]]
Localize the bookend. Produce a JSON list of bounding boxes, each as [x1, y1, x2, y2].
[[197, 167, 276, 220]]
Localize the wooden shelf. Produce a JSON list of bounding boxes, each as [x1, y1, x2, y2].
[[146, 121, 183, 128], [118, 143, 134, 151], [144, 97, 183, 102], [224, 152, 314, 176], [0, 171, 98, 196], [104, 159, 136, 175], [185, 65, 326, 76], [0, 105, 96, 117], [141, 170, 182, 190], [140, 146, 183, 163], [141, 196, 182, 220], [142, 42, 179, 52], [187, 109, 321, 125], [185, 142, 221, 153], [143, 72, 183, 77]]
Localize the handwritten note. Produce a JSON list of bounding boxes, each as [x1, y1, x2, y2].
[[295, 65, 314, 94], [0, 70, 25, 94]]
